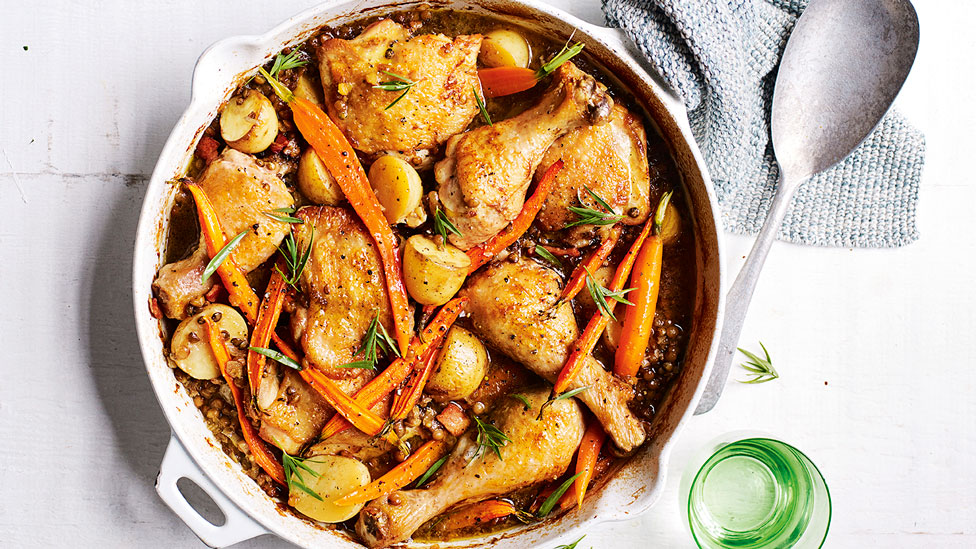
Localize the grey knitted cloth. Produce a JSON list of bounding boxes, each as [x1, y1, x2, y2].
[[603, 0, 925, 247]]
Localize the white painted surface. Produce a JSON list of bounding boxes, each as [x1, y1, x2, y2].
[[0, 1, 972, 547]]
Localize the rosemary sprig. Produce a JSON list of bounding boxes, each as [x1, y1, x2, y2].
[[433, 206, 462, 243], [268, 49, 307, 78], [737, 342, 779, 384], [564, 186, 623, 228], [202, 230, 248, 284], [276, 226, 313, 290], [538, 385, 590, 420], [281, 450, 323, 501], [509, 393, 532, 411], [471, 415, 511, 461], [584, 267, 634, 321], [414, 454, 449, 488], [537, 38, 584, 78], [473, 86, 492, 126], [555, 535, 586, 549], [263, 206, 304, 224], [537, 472, 583, 518], [374, 70, 417, 110], [249, 346, 303, 371], [534, 245, 563, 268], [340, 312, 400, 369]]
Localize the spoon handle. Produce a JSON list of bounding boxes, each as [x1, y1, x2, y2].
[[694, 171, 805, 414]]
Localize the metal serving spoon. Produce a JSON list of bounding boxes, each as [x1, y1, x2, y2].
[[695, 0, 919, 414]]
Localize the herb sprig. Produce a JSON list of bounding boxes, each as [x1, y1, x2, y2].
[[281, 450, 323, 501], [537, 472, 583, 517], [555, 535, 586, 549], [538, 386, 590, 420], [202, 230, 248, 284], [471, 415, 511, 462], [737, 342, 778, 384], [509, 393, 532, 411], [534, 245, 563, 268], [414, 454, 449, 488], [276, 226, 313, 290], [374, 70, 417, 110], [249, 346, 303, 371], [584, 267, 634, 321], [341, 312, 400, 369], [537, 38, 584, 78], [268, 49, 308, 78], [263, 206, 304, 224], [433, 206, 462, 243], [473, 86, 492, 126], [565, 186, 623, 228]]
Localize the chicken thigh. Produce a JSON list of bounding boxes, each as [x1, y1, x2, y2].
[[256, 368, 331, 456], [461, 260, 646, 451], [356, 387, 583, 547], [435, 62, 613, 250], [537, 103, 651, 245], [153, 148, 294, 318], [317, 19, 482, 166]]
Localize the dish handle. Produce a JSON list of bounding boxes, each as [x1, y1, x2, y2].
[[156, 435, 269, 548]]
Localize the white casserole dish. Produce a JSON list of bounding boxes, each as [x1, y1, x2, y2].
[[131, 1, 726, 546]]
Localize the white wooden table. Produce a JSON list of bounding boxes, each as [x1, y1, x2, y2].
[[1, 1, 973, 547]]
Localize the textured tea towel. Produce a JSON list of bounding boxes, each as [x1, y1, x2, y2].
[[603, 0, 926, 247]]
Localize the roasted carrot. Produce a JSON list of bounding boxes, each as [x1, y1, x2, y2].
[[436, 499, 519, 531], [553, 454, 613, 512], [260, 69, 412, 356], [390, 344, 439, 420], [185, 182, 300, 361], [247, 264, 289, 400], [300, 367, 391, 439], [478, 66, 539, 97], [466, 160, 563, 274], [614, 193, 672, 377], [202, 318, 286, 485], [335, 440, 449, 506], [553, 197, 662, 393], [572, 419, 607, 508], [559, 226, 622, 303]]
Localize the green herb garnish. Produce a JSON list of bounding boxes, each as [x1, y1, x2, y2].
[[584, 267, 633, 321], [281, 450, 323, 501], [341, 312, 399, 369], [737, 342, 778, 384], [374, 70, 416, 110], [433, 206, 462, 243], [259, 67, 294, 102], [276, 226, 313, 290], [471, 415, 511, 461], [537, 472, 583, 518], [565, 186, 623, 228], [534, 245, 563, 268], [473, 86, 492, 126], [538, 386, 590, 420], [414, 454, 449, 487], [509, 394, 532, 411], [537, 40, 584, 78], [249, 346, 303, 371], [201, 230, 248, 284], [555, 535, 586, 549], [263, 206, 304, 224], [268, 49, 308, 78]]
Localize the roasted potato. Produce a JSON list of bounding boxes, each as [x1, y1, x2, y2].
[[479, 29, 531, 68], [288, 454, 371, 523], [659, 200, 681, 245], [169, 304, 247, 380], [427, 326, 488, 402], [402, 235, 471, 306], [220, 90, 278, 154], [298, 148, 344, 205], [293, 72, 325, 109], [368, 155, 423, 224]]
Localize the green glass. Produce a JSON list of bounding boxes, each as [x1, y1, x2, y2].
[[685, 438, 831, 549]]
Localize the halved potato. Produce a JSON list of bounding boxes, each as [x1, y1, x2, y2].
[[220, 90, 278, 153], [479, 29, 531, 68], [427, 326, 488, 402], [298, 148, 344, 205], [659, 200, 681, 245], [293, 72, 325, 109], [402, 235, 471, 306], [368, 155, 423, 224], [289, 455, 371, 523], [169, 304, 247, 380]]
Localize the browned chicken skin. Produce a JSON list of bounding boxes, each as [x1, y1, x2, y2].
[[256, 368, 331, 456], [152, 149, 294, 318], [461, 260, 647, 452], [537, 103, 652, 245], [435, 62, 613, 250], [318, 19, 482, 166], [356, 387, 584, 547]]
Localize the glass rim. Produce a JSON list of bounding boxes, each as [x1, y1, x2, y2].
[[686, 437, 832, 549]]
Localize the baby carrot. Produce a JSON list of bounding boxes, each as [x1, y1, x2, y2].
[[334, 440, 449, 506]]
